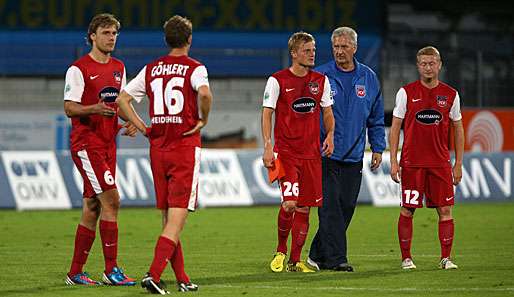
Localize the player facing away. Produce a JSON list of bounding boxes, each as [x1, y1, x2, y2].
[[63, 13, 137, 286], [117, 15, 213, 294], [389, 46, 465, 270], [262, 31, 335, 273]]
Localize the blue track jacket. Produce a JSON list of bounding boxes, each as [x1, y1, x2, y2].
[[317, 58, 385, 162]]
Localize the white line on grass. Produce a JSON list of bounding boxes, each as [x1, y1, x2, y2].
[[208, 284, 514, 292]]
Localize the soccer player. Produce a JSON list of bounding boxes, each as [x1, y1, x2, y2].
[[63, 13, 136, 286], [389, 46, 464, 270], [116, 15, 212, 294], [263, 31, 335, 273]]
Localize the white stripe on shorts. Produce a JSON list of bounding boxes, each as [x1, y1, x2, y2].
[[77, 149, 103, 194], [188, 147, 201, 211]]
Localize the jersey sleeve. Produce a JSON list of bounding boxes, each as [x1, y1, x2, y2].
[[121, 66, 127, 89], [63, 66, 85, 103], [449, 92, 462, 121], [191, 65, 209, 91], [392, 87, 407, 119], [124, 66, 147, 103], [320, 76, 334, 107], [262, 76, 280, 109]]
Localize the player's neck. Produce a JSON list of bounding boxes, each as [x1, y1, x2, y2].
[[420, 78, 439, 89], [168, 47, 189, 57], [336, 61, 355, 72], [89, 47, 111, 64], [289, 64, 309, 77]]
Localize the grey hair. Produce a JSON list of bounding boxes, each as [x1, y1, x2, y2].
[[331, 27, 357, 46]]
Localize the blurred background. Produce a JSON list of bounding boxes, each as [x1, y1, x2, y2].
[[0, 0, 512, 209]]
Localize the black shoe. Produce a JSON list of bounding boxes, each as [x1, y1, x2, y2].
[[141, 273, 170, 295], [178, 281, 199, 292], [333, 263, 354, 272]]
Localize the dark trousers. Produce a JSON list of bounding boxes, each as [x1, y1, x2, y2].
[[308, 157, 363, 269]]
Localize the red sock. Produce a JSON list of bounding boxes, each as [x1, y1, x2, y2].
[[398, 214, 413, 260], [69, 224, 95, 276], [149, 236, 176, 282], [439, 219, 454, 259], [170, 241, 190, 283], [99, 220, 118, 273], [277, 207, 294, 254], [289, 211, 309, 263]]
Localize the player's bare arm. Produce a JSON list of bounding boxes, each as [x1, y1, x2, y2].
[[452, 119, 464, 185], [321, 106, 335, 157], [389, 116, 403, 183], [64, 100, 116, 117], [261, 107, 274, 168], [116, 91, 148, 136], [183, 85, 212, 136]]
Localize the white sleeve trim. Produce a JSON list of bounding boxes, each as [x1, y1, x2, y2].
[[392, 88, 407, 119], [320, 76, 334, 107], [63, 65, 84, 103], [262, 76, 280, 109], [124, 66, 147, 103], [121, 67, 127, 89], [191, 65, 210, 91], [449, 92, 462, 121]]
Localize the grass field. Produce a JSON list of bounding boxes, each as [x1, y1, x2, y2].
[[0, 203, 513, 296]]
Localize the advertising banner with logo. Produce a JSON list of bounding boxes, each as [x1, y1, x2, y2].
[[1, 151, 71, 210], [459, 109, 514, 152]]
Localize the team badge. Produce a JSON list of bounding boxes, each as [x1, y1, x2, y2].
[[308, 82, 319, 95], [113, 71, 122, 82], [355, 85, 366, 98], [437, 95, 448, 107]]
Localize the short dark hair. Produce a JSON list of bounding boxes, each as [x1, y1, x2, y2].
[[288, 31, 315, 56], [87, 13, 120, 45], [163, 15, 193, 48]]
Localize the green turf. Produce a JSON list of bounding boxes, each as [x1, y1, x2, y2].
[[0, 203, 513, 296]]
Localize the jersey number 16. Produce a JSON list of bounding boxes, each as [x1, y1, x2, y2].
[[150, 77, 185, 115]]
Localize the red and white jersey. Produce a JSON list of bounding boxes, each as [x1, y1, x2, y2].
[[393, 80, 462, 168], [124, 55, 209, 150], [64, 54, 126, 151], [263, 69, 333, 159]]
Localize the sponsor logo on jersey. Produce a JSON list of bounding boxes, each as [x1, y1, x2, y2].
[[437, 95, 448, 107], [291, 97, 317, 113], [308, 82, 319, 95], [356, 85, 366, 98], [99, 86, 120, 103], [113, 71, 121, 82], [415, 109, 443, 125]]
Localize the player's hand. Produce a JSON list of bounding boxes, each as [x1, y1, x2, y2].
[[322, 133, 334, 157], [262, 146, 275, 168], [183, 119, 206, 136], [370, 152, 382, 171], [452, 164, 462, 185], [92, 102, 116, 117], [390, 160, 401, 183], [121, 121, 138, 137]]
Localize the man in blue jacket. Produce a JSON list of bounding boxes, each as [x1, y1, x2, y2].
[[307, 27, 385, 271]]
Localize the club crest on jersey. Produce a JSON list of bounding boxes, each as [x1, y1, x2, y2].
[[113, 71, 121, 82], [99, 86, 120, 103], [437, 95, 448, 107], [415, 109, 443, 125], [308, 82, 319, 95], [291, 97, 317, 113], [355, 85, 366, 98]]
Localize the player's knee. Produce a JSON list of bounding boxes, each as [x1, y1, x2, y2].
[[400, 207, 415, 217], [281, 201, 296, 213]]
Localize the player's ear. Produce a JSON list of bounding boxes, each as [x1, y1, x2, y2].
[[188, 35, 192, 45]]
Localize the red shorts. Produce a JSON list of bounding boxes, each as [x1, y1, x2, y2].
[[400, 167, 454, 208], [150, 146, 201, 211], [277, 155, 322, 207], [71, 146, 117, 198]]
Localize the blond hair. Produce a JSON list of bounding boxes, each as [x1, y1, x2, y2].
[[288, 31, 315, 56], [417, 46, 441, 61]]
